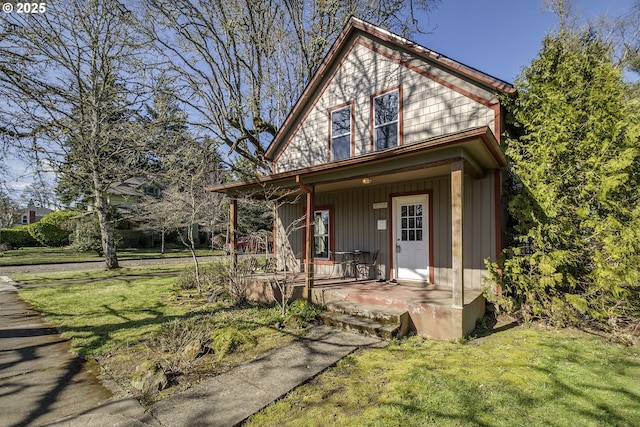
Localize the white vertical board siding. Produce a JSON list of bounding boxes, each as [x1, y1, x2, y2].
[[276, 39, 496, 173]]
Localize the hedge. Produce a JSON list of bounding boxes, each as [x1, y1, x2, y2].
[[1, 226, 40, 248]]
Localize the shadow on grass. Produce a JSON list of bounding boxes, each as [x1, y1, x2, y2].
[[471, 311, 520, 339], [15, 272, 182, 288], [374, 333, 640, 426]]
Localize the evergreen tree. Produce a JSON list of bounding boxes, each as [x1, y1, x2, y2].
[[488, 28, 640, 329]]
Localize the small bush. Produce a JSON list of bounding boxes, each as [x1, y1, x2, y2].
[[69, 214, 105, 256], [152, 318, 209, 372], [191, 261, 251, 306], [285, 300, 323, 327], [208, 327, 256, 360], [27, 210, 78, 246], [1, 226, 39, 248], [176, 269, 200, 290]]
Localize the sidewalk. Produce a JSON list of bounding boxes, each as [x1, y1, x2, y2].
[[0, 276, 382, 426]]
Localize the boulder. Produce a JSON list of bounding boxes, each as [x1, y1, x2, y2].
[[131, 360, 167, 394]]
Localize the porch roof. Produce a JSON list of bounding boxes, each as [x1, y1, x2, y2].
[[207, 126, 505, 197]]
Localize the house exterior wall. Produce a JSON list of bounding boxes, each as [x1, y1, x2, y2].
[[107, 194, 137, 209], [275, 173, 496, 289], [275, 38, 497, 173]]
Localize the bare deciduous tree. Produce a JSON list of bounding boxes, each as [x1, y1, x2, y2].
[[0, 0, 151, 268], [139, 136, 227, 292], [144, 0, 438, 172]]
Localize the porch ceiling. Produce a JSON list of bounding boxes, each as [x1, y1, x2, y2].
[[207, 126, 505, 197]]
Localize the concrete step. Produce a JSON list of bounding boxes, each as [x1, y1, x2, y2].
[[319, 301, 410, 340]]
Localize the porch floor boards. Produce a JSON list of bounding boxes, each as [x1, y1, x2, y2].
[[252, 272, 483, 308]]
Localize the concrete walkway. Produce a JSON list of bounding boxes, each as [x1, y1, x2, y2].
[[0, 276, 382, 426]]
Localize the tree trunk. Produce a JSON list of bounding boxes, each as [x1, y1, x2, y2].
[[179, 224, 201, 293], [94, 192, 119, 269], [161, 230, 165, 255]]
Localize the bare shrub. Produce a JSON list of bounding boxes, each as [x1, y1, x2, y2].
[[200, 260, 250, 306], [151, 318, 209, 373]]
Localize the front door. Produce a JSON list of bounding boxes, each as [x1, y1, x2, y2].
[[392, 194, 429, 282]]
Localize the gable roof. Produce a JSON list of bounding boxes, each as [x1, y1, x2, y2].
[[265, 17, 516, 163], [108, 177, 164, 197]]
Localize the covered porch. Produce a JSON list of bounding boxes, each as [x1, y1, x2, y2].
[[244, 272, 485, 340], [208, 126, 505, 340]]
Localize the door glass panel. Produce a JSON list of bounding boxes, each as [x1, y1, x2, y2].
[[400, 203, 423, 241]]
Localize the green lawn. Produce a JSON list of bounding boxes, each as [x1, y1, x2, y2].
[[11, 263, 191, 287], [16, 267, 199, 355], [15, 266, 640, 424], [15, 265, 295, 403], [247, 326, 640, 427], [0, 246, 223, 266]]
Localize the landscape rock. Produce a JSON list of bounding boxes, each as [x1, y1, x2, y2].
[[131, 360, 167, 395], [180, 339, 203, 363]]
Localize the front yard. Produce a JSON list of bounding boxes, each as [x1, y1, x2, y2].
[[0, 246, 222, 266], [247, 325, 640, 427], [13, 266, 640, 425], [14, 265, 299, 404]]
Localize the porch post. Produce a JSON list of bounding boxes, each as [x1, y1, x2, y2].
[[230, 198, 238, 272], [303, 185, 315, 300], [451, 160, 464, 308]]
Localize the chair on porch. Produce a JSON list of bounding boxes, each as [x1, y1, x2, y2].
[[355, 250, 380, 281], [262, 257, 277, 273], [329, 251, 349, 278]]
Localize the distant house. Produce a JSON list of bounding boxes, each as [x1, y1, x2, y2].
[[208, 18, 516, 339], [18, 201, 52, 225], [86, 177, 164, 247], [87, 177, 163, 214]]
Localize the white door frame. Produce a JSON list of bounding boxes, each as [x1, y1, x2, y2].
[[391, 193, 431, 283]]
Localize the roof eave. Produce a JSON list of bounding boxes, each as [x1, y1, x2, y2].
[[209, 126, 505, 196]]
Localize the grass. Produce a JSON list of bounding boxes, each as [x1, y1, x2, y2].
[[246, 325, 640, 427], [15, 264, 297, 403], [11, 263, 192, 286], [15, 265, 640, 422], [17, 269, 194, 355], [0, 246, 224, 266]]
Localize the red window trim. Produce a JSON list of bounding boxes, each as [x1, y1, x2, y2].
[[302, 205, 335, 265], [370, 85, 403, 152], [327, 101, 355, 162]]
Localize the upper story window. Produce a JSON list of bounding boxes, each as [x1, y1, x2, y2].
[[373, 88, 399, 151], [330, 104, 352, 161], [144, 186, 159, 196]]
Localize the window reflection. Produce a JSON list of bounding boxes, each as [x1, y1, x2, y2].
[[374, 90, 399, 151], [331, 106, 351, 160]]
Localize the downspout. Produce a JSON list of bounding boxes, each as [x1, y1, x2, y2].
[[296, 175, 314, 301]]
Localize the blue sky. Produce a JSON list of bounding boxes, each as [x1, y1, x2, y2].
[[5, 0, 638, 197], [414, 0, 638, 83]]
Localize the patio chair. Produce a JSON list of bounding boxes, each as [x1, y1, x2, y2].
[[263, 257, 277, 273], [355, 250, 379, 280], [329, 250, 348, 278]]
